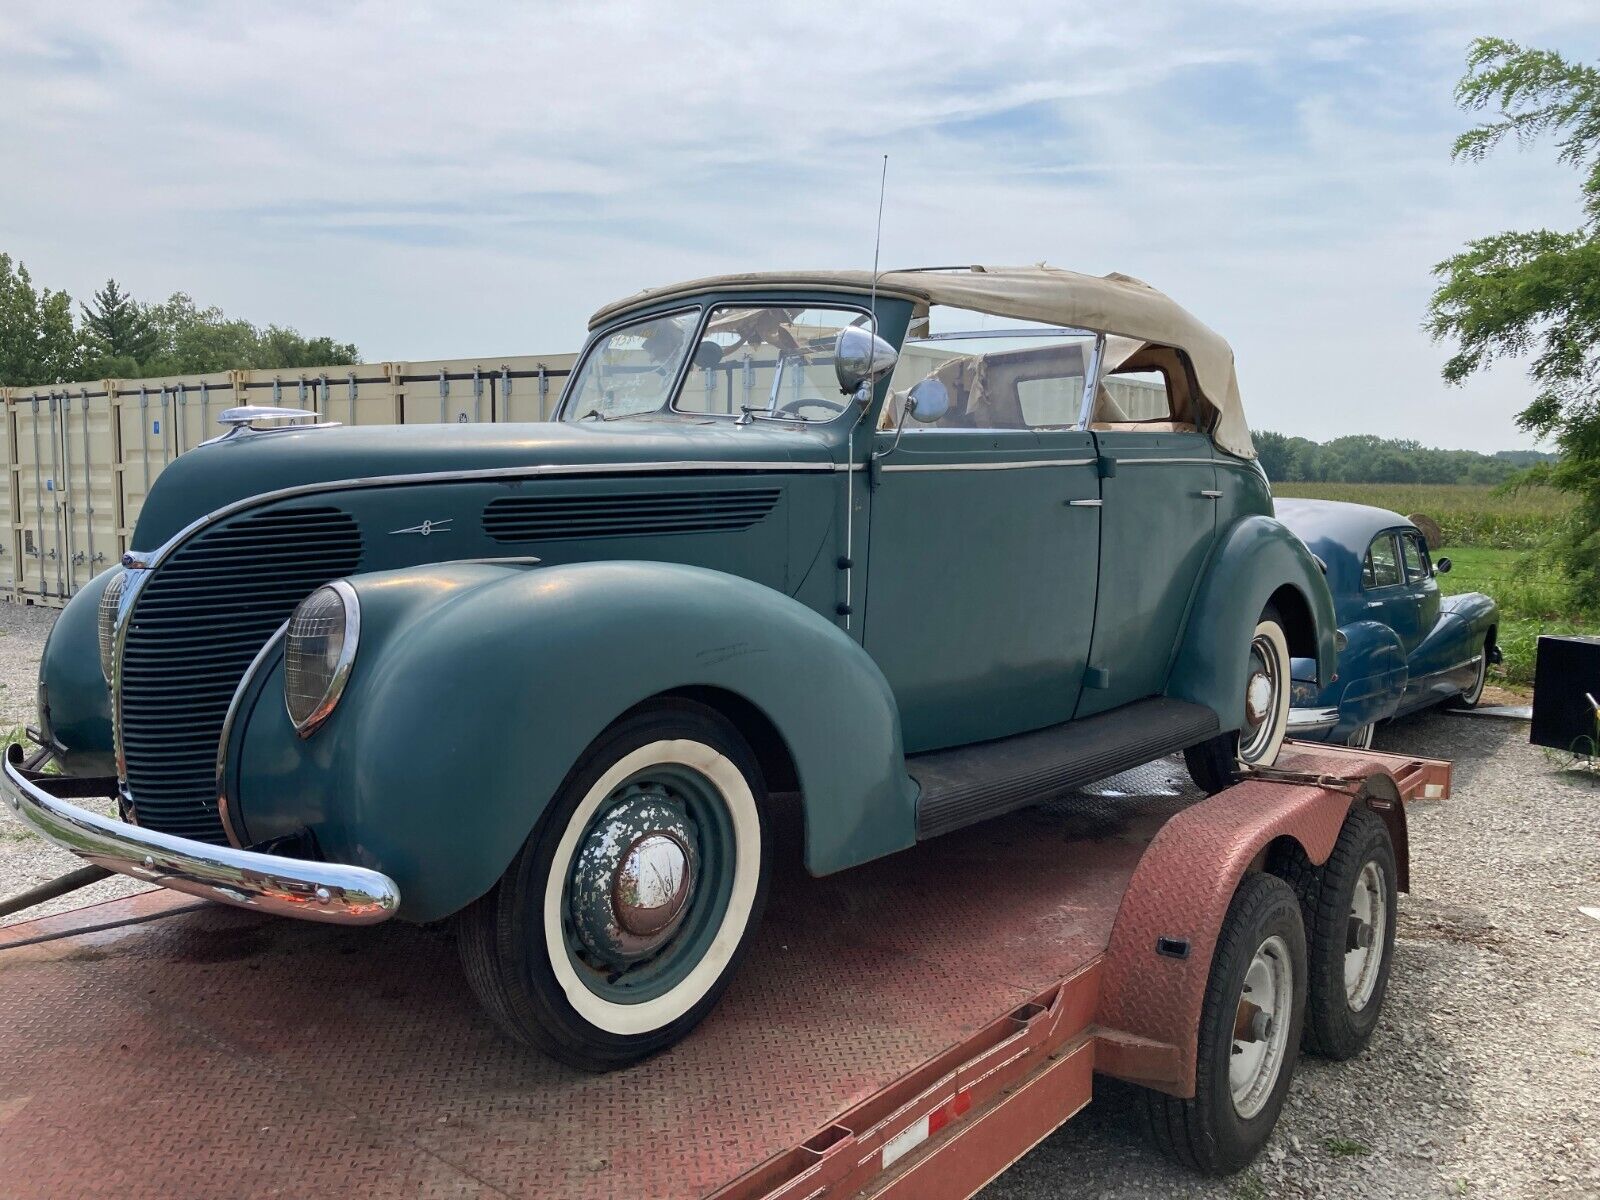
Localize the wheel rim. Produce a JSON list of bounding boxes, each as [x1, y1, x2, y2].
[[561, 763, 734, 1005], [1343, 860, 1388, 1012], [1346, 723, 1375, 750], [1239, 634, 1283, 763], [1230, 933, 1294, 1119]]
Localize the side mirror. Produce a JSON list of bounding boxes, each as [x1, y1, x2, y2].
[[835, 326, 898, 397], [1434, 557, 1452, 575], [692, 340, 725, 370], [905, 378, 951, 424]]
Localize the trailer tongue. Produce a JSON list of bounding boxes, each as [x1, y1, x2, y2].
[[0, 744, 1447, 1200]]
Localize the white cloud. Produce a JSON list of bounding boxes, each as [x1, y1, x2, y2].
[[1, 0, 1596, 450]]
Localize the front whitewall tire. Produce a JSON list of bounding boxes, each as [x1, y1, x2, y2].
[[543, 739, 763, 1036]]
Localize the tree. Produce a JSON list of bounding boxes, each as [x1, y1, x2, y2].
[[81, 278, 158, 374], [0, 254, 82, 386], [1427, 37, 1600, 603]]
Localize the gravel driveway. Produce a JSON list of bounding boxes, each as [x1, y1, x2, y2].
[[2, 602, 1596, 1197]]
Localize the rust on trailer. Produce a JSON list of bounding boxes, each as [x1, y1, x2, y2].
[[0, 748, 1447, 1200]]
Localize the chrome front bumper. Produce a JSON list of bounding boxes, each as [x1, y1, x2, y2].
[[1, 746, 399, 925], [1286, 706, 1340, 735]]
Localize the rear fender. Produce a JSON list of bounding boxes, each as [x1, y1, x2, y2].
[[1168, 516, 1338, 730], [229, 560, 915, 922]]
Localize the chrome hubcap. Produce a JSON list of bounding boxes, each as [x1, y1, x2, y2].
[[1344, 861, 1387, 1011], [1230, 934, 1293, 1119], [1245, 671, 1273, 726], [569, 791, 700, 965], [613, 832, 693, 938], [1239, 635, 1283, 762]]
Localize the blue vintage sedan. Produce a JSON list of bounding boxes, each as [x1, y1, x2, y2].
[[1276, 500, 1500, 747]]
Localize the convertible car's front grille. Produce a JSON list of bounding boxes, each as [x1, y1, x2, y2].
[[482, 488, 781, 543], [119, 506, 363, 843]]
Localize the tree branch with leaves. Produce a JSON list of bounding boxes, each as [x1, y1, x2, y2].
[[1428, 37, 1600, 605]]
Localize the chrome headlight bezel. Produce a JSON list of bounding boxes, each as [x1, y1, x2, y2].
[[284, 581, 360, 737], [97, 570, 127, 683]]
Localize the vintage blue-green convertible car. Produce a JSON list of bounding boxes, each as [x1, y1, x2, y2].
[[1277, 499, 1499, 747], [5, 267, 1336, 1067]]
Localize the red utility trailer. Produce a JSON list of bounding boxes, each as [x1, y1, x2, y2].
[[0, 743, 1447, 1200]]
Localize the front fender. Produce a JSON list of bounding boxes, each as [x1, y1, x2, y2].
[[37, 566, 117, 777], [1167, 516, 1338, 731], [230, 560, 915, 922]]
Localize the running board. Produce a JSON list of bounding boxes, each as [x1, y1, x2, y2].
[[910, 698, 1221, 839]]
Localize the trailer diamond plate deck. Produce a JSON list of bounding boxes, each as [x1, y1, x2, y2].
[[0, 748, 1448, 1200]]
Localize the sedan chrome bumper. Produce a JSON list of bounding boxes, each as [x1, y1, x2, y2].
[[1, 746, 399, 925], [1286, 706, 1340, 734]]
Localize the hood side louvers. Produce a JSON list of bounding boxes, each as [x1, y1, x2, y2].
[[482, 488, 781, 543]]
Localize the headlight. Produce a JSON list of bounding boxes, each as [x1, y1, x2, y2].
[[97, 571, 127, 682], [284, 581, 360, 736]]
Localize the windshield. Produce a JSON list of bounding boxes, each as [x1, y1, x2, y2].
[[562, 303, 867, 424], [562, 309, 699, 422]]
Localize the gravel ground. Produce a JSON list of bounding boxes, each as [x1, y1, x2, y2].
[[2, 603, 1596, 1197]]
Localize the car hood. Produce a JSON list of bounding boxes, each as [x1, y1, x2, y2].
[[130, 418, 841, 552]]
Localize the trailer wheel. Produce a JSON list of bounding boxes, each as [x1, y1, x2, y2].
[[1299, 806, 1397, 1059], [1185, 605, 1292, 794], [1141, 872, 1306, 1175], [458, 698, 771, 1071]]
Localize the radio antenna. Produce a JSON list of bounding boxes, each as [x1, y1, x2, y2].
[[841, 155, 888, 635], [869, 154, 887, 335]]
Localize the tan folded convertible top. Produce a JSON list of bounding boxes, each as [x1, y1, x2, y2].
[[590, 266, 1253, 459]]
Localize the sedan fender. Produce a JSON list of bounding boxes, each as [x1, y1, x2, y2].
[[227, 560, 916, 923], [1167, 515, 1338, 731]]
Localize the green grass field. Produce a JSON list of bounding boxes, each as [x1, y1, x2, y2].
[[1272, 482, 1571, 549], [1272, 483, 1595, 688]]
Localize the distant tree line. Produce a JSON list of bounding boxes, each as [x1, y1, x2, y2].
[[1254, 431, 1555, 485], [0, 252, 359, 387]]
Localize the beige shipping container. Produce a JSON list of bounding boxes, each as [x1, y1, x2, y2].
[[4, 350, 579, 607], [395, 354, 578, 425]]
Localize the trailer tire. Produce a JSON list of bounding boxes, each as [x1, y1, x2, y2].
[[458, 698, 771, 1071], [1141, 872, 1306, 1175], [1298, 806, 1397, 1060]]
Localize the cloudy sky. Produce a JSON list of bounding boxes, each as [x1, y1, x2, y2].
[[3, 1, 1595, 450]]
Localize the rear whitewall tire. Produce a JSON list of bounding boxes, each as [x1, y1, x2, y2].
[[1184, 606, 1294, 794]]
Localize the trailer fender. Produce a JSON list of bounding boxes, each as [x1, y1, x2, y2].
[[1093, 758, 1409, 1097]]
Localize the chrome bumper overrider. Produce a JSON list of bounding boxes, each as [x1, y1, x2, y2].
[[1287, 706, 1340, 733], [1, 746, 399, 925]]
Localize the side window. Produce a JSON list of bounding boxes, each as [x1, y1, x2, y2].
[[1364, 535, 1401, 588], [1098, 369, 1174, 422], [886, 307, 1098, 431], [1401, 533, 1430, 583]]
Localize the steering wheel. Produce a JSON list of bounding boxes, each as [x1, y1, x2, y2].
[[773, 396, 849, 420]]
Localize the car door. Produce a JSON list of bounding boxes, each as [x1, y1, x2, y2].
[[1400, 530, 1440, 634], [1074, 427, 1220, 717], [863, 399, 1101, 755], [1362, 531, 1423, 654]]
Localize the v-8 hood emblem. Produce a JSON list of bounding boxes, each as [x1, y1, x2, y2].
[[390, 518, 453, 536]]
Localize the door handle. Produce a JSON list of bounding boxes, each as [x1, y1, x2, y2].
[[1065, 498, 1102, 507], [1199, 490, 1223, 499]]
